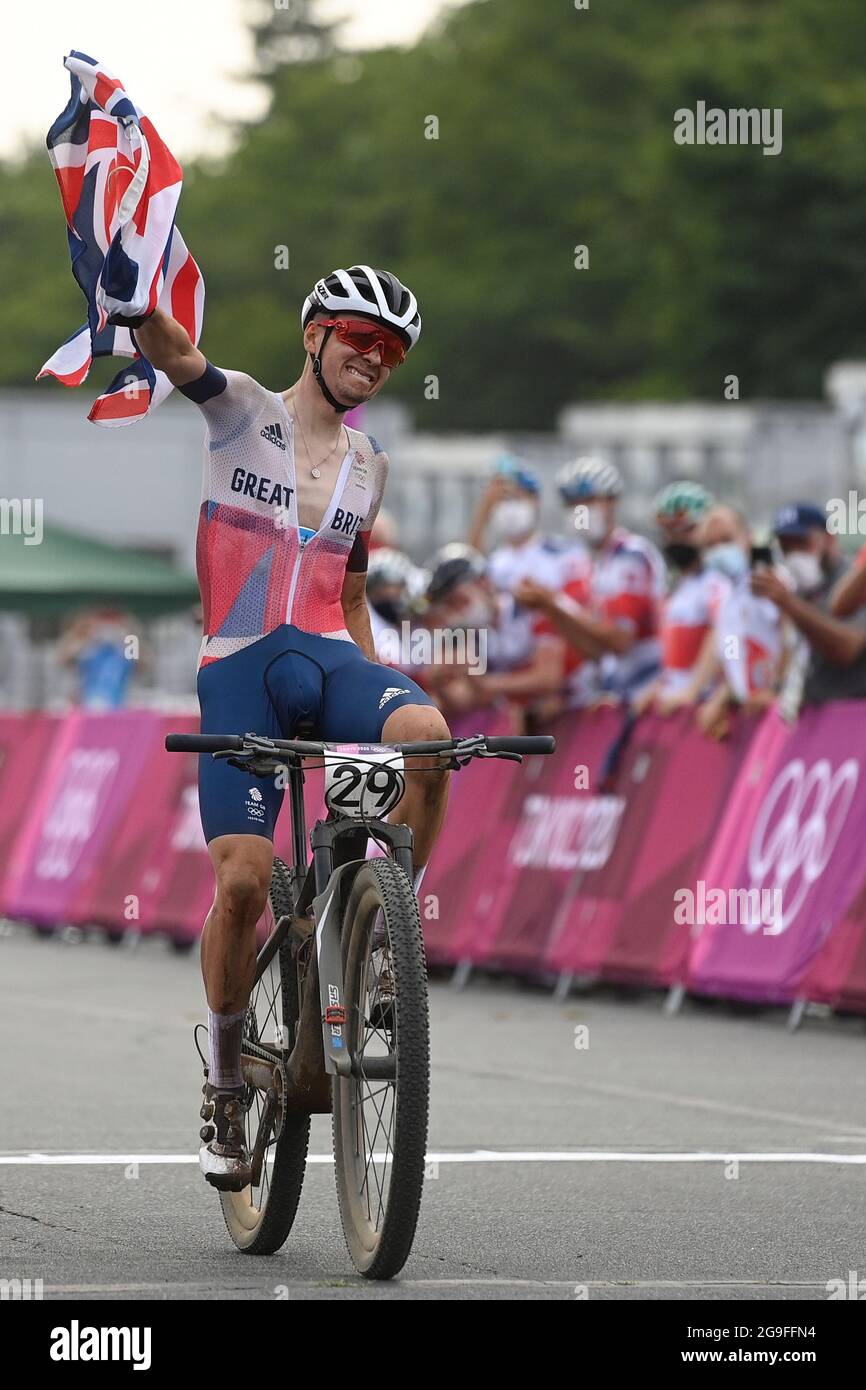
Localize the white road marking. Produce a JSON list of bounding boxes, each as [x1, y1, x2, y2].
[[1, 1150, 865, 1165], [37, 1278, 831, 1294]]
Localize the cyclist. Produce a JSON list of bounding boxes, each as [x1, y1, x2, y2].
[[127, 266, 451, 1190]]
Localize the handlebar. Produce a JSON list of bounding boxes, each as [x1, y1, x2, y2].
[[165, 732, 556, 759], [165, 733, 244, 754]]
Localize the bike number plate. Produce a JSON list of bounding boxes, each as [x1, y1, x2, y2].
[[323, 745, 406, 819]]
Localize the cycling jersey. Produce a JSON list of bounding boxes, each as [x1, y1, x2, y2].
[[181, 365, 389, 668], [529, 529, 662, 705], [181, 364, 434, 842], [487, 533, 585, 593], [659, 567, 730, 692], [589, 528, 665, 697], [716, 575, 785, 702], [486, 537, 589, 678]]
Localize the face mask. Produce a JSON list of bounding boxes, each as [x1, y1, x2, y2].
[[664, 541, 700, 571], [783, 551, 823, 594], [491, 499, 537, 542], [703, 542, 748, 583], [373, 598, 403, 625], [447, 597, 494, 631], [580, 506, 609, 546]]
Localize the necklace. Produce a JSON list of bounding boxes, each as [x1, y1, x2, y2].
[[286, 392, 345, 479]]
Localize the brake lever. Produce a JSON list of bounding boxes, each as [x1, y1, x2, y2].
[[446, 747, 523, 769], [215, 750, 284, 779]]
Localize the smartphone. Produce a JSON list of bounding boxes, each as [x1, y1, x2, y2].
[[750, 545, 773, 568]]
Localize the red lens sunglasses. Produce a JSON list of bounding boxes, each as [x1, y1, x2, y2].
[[316, 317, 407, 368]]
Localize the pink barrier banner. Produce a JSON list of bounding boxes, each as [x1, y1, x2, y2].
[[87, 720, 326, 941], [421, 709, 520, 963], [78, 713, 203, 935], [0, 714, 62, 913], [797, 880, 866, 1013], [450, 706, 625, 972], [687, 702, 866, 1004], [547, 710, 758, 985], [3, 712, 159, 926]]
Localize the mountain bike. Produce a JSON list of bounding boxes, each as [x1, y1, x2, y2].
[[165, 727, 555, 1279]]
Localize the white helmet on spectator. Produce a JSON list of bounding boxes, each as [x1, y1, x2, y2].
[[557, 456, 623, 502]]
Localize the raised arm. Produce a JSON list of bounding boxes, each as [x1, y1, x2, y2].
[[829, 559, 866, 618], [132, 308, 207, 386]]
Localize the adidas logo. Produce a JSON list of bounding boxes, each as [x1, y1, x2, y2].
[[260, 422, 286, 450], [378, 686, 412, 710]]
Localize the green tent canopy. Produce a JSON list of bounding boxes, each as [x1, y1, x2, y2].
[[0, 524, 199, 618]]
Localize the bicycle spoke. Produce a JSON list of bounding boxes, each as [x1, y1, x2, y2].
[[353, 924, 398, 1232], [359, 1088, 390, 1225]]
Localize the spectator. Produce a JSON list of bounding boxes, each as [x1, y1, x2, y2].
[[57, 608, 137, 710], [750, 502, 866, 706], [365, 547, 427, 667], [672, 507, 790, 737], [420, 543, 565, 718], [829, 541, 866, 618], [369, 507, 399, 552], [468, 453, 582, 592], [515, 456, 664, 706]]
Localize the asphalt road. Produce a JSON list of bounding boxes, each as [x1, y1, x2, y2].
[[1, 923, 865, 1301]]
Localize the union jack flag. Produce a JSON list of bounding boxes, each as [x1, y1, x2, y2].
[[38, 51, 205, 428]]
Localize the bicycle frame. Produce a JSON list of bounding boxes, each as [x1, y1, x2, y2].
[[251, 754, 413, 1104]]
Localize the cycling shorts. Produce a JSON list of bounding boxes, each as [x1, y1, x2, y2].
[[197, 625, 434, 843]]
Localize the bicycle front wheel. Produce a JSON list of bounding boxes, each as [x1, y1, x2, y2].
[[333, 858, 430, 1280]]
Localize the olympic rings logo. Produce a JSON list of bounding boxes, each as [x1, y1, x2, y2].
[[746, 757, 859, 935]]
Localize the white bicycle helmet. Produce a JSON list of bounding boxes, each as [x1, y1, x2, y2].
[[301, 266, 421, 350], [556, 456, 624, 502]]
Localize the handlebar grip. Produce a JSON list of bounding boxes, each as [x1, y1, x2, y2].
[[164, 734, 245, 753], [484, 736, 556, 755]]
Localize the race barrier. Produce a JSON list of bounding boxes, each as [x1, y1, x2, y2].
[[0, 711, 326, 942], [424, 700, 866, 1013], [2, 702, 866, 1013], [685, 702, 866, 1010]]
